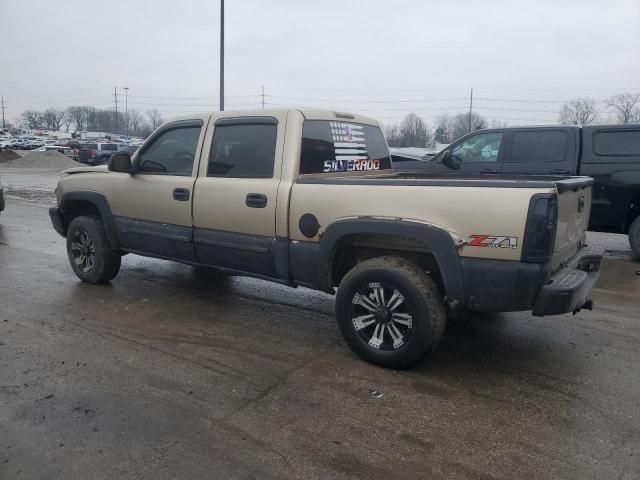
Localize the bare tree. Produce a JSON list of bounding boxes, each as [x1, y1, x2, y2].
[[606, 93, 640, 124], [559, 97, 598, 125], [451, 112, 487, 141], [95, 110, 113, 132], [62, 111, 73, 132], [434, 113, 454, 144], [146, 109, 163, 130], [489, 119, 509, 128], [128, 109, 144, 135], [383, 123, 401, 147], [398, 113, 432, 147], [42, 108, 66, 131], [21, 110, 44, 129], [138, 124, 153, 138], [66, 106, 87, 131], [82, 106, 99, 131]]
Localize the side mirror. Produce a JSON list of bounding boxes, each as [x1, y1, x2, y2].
[[441, 150, 460, 170], [108, 153, 134, 173]]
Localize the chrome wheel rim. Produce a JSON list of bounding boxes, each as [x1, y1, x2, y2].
[[350, 282, 413, 350], [70, 228, 96, 273]]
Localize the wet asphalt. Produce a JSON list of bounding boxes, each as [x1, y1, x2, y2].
[[0, 170, 639, 479]]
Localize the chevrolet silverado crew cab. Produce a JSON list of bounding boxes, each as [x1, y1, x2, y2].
[[49, 109, 603, 368], [393, 124, 640, 258]]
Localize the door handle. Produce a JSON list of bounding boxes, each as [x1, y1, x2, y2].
[[481, 169, 497, 174], [173, 188, 190, 201], [550, 168, 570, 175], [246, 193, 267, 208]]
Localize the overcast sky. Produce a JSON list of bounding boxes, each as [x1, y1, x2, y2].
[[1, 0, 639, 127]]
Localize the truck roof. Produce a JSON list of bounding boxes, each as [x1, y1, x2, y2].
[[165, 108, 380, 127]]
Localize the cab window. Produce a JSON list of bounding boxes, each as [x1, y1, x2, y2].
[[509, 130, 567, 163], [138, 125, 202, 176], [451, 132, 503, 163], [207, 123, 277, 178]]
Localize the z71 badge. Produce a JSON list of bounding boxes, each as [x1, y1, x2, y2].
[[468, 234, 518, 249]]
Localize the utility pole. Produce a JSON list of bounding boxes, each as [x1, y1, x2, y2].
[[468, 87, 473, 133], [261, 85, 265, 109], [1, 96, 5, 129], [219, 0, 225, 111], [123, 87, 129, 138], [113, 86, 119, 135]]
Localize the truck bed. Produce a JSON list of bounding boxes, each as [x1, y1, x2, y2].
[[297, 172, 594, 193]]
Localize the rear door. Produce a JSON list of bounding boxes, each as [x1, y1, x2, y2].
[[192, 114, 286, 278], [499, 127, 577, 175]]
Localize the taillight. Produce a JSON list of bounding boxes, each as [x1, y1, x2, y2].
[[91, 150, 96, 158], [521, 194, 558, 263]]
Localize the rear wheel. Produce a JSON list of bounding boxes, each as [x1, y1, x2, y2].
[[336, 256, 446, 369], [629, 216, 640, 260], [66, 215, 121, 284]]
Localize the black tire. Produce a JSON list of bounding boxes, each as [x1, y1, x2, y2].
[[630, 216, 640, 260], [336, 256, 446, 369], [66, 215, 121, 284]]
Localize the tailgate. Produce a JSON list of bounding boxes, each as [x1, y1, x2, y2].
[[77, 149, 92, 161], [553, 177, 593, 264]]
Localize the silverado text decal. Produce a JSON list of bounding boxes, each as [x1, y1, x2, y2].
[[323, 159, 381, 172], [323, 121, 379, 173], [469, 234, 518, 249]]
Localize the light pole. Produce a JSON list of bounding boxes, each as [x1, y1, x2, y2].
[[123, 87, 129, 138], [220, 0, 224, 111]]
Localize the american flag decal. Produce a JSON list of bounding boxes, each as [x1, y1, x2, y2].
[[331, 122, 368, 161]]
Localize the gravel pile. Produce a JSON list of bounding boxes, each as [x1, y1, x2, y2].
[[0, 150, 21, 164], [2, 151, 79, 169]]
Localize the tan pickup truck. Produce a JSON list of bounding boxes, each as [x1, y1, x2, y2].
[[49, 109, 603, 368]]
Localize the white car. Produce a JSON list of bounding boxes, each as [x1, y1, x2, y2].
[[0, 138, 14, 149], [1, 138, 22, 150]]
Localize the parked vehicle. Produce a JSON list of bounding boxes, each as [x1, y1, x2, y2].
[[20, 138, 45, 150], [34, 144, 78, 156], [394, 124, 640, 258], [49, 109, 603, 368], [2, 138, 24, 150], [0, 138, 15, 149], [77, 143, 129, 165], [121, 144, 140, 157]]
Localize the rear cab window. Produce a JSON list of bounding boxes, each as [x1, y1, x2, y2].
[[299, 120, 391, 175], [594, 129, 640, 156]]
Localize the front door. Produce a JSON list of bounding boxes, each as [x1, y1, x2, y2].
[[192, 115, 283, 278], [109, 118, 208, 261], [430, 131, 506, 174]]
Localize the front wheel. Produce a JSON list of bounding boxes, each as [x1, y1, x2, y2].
[[629, 216, 640, 260], [66, 215, 121, 284], [336, 256, 446, 369]]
